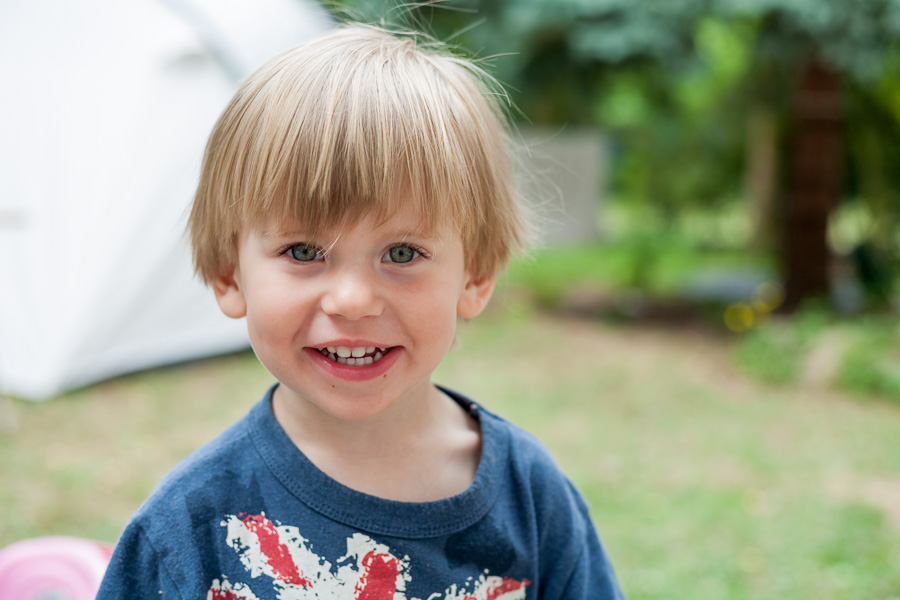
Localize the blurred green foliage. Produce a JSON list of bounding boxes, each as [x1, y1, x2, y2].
[[732, 305, 900, 402], [732, 304, 831, 384], [503, 230, 766, 307], [329, 0, 900, 308], [836, 319, 900, 400], [501, 237, 900, 402]]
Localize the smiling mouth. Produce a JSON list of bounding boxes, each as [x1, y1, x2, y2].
[[317, 346, 393, 366]]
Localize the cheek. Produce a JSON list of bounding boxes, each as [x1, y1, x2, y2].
[[243, 278, 309, 338], [242, 285, 308, 380], [404, 278, 462, 341]]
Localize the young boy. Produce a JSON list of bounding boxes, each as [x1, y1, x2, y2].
[[97, 25, 624, 600]]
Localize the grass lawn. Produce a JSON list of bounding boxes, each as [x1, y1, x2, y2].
[[1, 306, 899, 599]]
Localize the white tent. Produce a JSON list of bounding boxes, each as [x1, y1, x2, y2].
[[0, 0, 332, 400]]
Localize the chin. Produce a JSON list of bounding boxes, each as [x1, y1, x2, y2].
[[283, 382, 399, 422]]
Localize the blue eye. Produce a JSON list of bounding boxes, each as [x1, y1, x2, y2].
[[383, 245, 419, 264], [289, 244, 321, 262]]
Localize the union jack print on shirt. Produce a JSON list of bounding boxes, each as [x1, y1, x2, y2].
[[207, 513, 530, 600]]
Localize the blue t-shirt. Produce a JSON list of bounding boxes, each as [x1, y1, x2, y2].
[[97, 386, 624, 599]]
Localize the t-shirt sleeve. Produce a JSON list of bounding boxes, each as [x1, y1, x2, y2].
[[534, 473, 626, 600], [96, 521, 182, 600], [555, 485, 625, 600]]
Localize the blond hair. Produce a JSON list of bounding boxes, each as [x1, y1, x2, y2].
[[189, 24, 530, 283]]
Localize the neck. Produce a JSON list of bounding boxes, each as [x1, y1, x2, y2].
[[273, 380, 441, 454], [271, 382, 481, 502]]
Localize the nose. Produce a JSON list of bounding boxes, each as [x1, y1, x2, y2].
[[320, 266, 384, 320]]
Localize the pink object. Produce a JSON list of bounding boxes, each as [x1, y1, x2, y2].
[[0, 537, 113, 600]]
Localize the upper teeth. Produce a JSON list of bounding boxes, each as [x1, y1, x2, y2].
[[327, 346, 382, 358], [321, 346, 389, 366]]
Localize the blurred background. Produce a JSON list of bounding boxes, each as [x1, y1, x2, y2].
[[1, 1, 899, 599]]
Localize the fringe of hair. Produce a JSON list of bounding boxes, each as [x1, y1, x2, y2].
[[189, 24, 532, 283]]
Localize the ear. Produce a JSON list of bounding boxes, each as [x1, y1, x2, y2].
[[212, 265, 247, 319], [457, 273, 496, 319]]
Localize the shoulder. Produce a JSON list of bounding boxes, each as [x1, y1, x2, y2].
[[440, 386, 574, 487], [479, 404, 576, 493], [122, 400, 261, 541], [98, 397, 269, 599], [439, 387, 591, 527], [145, 406, 258, 512], [471, 399, 626, 599]]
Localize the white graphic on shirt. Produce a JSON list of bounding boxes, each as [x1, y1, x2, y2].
[[206, 512, 529, 600], [209, 578, 262, 600]]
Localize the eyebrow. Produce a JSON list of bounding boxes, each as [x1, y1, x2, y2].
[[261, 226, 441, 241], [390, 229, 439, 241], [260, 228, 310, 240]]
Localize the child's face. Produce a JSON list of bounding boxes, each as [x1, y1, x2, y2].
[[212, 208, 495, 423]]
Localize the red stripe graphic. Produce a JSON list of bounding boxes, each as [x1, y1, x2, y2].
[[463, 576, 532, 600], [240, 513, 311, 587], [208, 585, 250, 600], [354, 550, 401, 600], [219, 513, 531, 599]]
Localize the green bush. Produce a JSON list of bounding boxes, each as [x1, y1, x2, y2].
[[836, 319, 900, 401], [502, 231, 766, 310], [733, 305, 832, 384], [733, 324, 806, 383], [734, 306, 900, 403]]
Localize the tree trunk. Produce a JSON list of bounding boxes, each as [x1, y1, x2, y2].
[[781, 58, 842, 312], [745, 105, 779, 250]]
